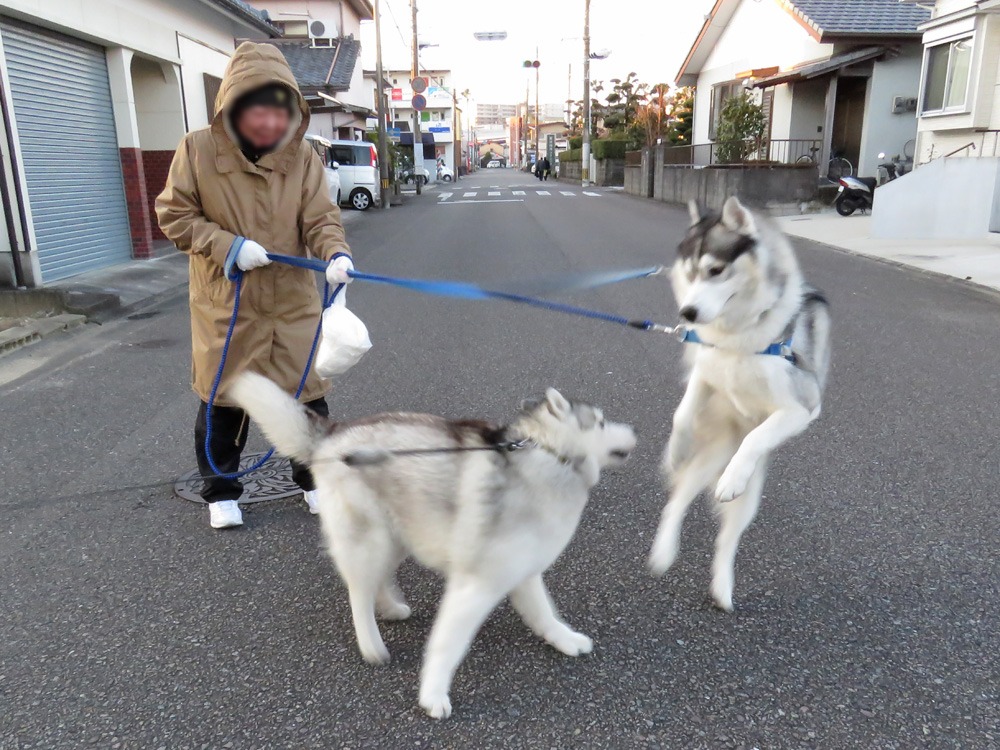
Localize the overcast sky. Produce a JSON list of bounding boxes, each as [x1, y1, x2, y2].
[[360, 0, 715, 106]]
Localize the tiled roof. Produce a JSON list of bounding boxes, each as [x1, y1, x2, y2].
[[786, 0, 931, 37], [207, 0, 280, 35], [260, 38, 361, 91]]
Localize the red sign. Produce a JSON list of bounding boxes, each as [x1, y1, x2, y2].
[[391, 88, 403, 101]]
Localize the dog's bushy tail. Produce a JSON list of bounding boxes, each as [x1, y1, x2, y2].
[[228, 372, 323, 464]]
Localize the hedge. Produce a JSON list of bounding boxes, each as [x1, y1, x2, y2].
[[568, 135, 583, 149], [592, 139, 629, 160], [560, 148, 582, 162]]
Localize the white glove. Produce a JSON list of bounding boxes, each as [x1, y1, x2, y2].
[[326, 255, 354, 285], [236, 240, 271, 271]]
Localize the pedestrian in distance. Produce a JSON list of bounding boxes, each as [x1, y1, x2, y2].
[[540, 156, 551, 181], [155, 42, 355, 530]]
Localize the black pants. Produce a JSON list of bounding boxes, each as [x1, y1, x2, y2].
[[195, 398, 329, 503]]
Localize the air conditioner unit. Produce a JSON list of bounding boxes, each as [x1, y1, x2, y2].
[[308, 19, 339, 47], [891, 96, 918, 114]]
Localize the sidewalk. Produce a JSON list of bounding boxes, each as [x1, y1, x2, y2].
[[777, 212, 1000, 293]]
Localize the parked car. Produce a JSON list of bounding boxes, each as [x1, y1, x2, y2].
[[486, 160, 503, 169], [321, 138, 381, 211], [303, 134, 342, 206], [437, 164, 454, 182], [401, 166, 430, 185]]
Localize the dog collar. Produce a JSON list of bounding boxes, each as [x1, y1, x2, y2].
[[677, 327, 795, 363]]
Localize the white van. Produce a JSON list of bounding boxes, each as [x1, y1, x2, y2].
[[328, 139, 381, 211], [303, 134, 342, 206]]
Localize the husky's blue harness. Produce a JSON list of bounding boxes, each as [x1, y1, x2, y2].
[[204, 239, 796, 478]]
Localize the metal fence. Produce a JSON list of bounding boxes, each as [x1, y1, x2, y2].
[[662, 139, 822, 167]]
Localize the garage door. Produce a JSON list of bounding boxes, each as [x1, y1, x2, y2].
[[1, 19, 132, 281]]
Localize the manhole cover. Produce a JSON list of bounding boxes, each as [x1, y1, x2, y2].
[[174, 451, 301, 505]]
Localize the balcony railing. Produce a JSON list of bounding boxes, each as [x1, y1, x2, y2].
[[662, 139, 822, 167]]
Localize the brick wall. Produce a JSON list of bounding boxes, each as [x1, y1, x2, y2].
[[119, 147, 153, 259], [142, 150, 175, 242]]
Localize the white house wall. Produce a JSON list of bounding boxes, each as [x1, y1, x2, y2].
[[177, 34, 232, 131], [693, 0, 832, 145], [858, 48, 922, 176]]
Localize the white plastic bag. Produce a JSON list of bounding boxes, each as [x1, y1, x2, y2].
[[315, 290, 372, 377]]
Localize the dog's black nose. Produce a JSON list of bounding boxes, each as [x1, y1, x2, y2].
[[679, 306, 698, 323]]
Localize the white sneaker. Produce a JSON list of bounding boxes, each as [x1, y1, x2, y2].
[[209, 500, 243, 529], [303, 489, 321, 515]]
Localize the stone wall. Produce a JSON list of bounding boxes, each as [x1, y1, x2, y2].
[[656, 164, 818, 207]]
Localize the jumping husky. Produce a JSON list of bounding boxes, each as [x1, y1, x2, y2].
[[230, 373, 636, 719], [649, 196, 831, 611]]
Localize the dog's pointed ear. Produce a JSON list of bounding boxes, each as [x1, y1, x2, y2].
[[687, 199, 703, 227], [720, 196, 756, 235], [544, 388, 571, 418]]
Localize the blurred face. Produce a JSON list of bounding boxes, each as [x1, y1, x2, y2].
[[234, 105, 291, 149]]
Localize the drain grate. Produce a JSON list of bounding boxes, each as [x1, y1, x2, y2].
[[174, 451, 301, 505]]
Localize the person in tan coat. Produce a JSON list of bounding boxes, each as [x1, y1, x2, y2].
[[156, 42, 354, 529]]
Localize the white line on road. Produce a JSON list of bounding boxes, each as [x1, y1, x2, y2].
[[463, 192, 477, 197], [512, 190, 525, 195], [536, 190, 550, 196], [488, 191, 501, 196], [438, 192, 453, 200], [441, 199, 525, 205], [560, 191, 576, 196], [583, 191, 601, 197]]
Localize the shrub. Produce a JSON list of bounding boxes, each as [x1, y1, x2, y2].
[[560, 148, 582, 162], [568, 136, 583, 149], [715, 91, 766, 164], [592, 139, 629, 160]]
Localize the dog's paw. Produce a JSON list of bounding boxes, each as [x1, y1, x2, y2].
[[379, 602, 412, 621], [360, 641, 391, 665], [710, 585, 735, 613], [546, 626, 593, 657], [715, 459, 755, 502], [648, 530, 678, 576], [419, 691, 453, 720]]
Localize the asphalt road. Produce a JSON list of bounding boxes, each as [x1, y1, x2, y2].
[[2, 169, 998, 749]]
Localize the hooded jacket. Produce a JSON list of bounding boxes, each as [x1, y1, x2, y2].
[[156, 42, 350, 406]]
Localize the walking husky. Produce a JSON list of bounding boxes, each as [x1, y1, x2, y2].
[[230, 373, 636, 719], [649, 196, 831, 611]]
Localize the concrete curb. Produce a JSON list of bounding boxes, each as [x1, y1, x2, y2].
[[0, 313, 87, 354]]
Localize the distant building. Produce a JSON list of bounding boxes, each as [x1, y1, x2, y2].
[[476, 103, 517, 127], [384, 68, 456, 177]]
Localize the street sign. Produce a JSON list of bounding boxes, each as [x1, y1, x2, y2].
[[428, 126, 450, 133], [411, 94, 427, 111], [410, 77, 427, 93], [387, 127, 402, 142], [391, 88, 403, 101], [546, 134, 555, 165]]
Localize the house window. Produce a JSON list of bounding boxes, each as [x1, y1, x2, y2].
[[921, 37, 972, 114], [708, 80, 741, 140]]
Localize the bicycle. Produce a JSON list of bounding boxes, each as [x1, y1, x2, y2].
[[795, 148, 853, 183]]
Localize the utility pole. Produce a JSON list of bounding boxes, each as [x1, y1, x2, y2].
[[452, 88, 460, 179], [373, 0, 390, 209], [535, 46, 541, 160], [566, 63, 572, 127], [582, 0, 591, 186], [410, 0, 421, 194], [523, 83, 529, 170]]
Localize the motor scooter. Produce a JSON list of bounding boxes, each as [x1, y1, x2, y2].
[[835, 153, 901, 216]]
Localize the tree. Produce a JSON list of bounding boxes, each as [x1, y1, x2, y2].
[[632, 83, 672, 149], [715, 91, 765, 164], [667, 87, 693, 145], [603, 72, 647, 134]]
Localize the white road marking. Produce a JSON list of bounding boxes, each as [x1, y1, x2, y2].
[[438, 192, 453, 200], [463, 192, 477, 197], [488, 191, 501, 196], [512, 190, 525, 195], [583, 191, 601, 197], [442, 199, 525, 205], [560, 191, 576, 196], [536, 190, 550, 196]]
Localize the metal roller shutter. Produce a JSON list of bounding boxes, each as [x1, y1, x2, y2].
[[1, 18, 132, 281]]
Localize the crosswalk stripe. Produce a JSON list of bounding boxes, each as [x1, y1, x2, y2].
[[512, 190, 525, 195], [438, 192, 453, 200], [560, 191, 576, 196], [488, 191, 501, 196], [536, 190, 550, 196], [463, 192, 477, 197], [583, 191, 601, 197]]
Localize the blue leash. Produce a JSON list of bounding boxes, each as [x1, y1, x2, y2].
[[203, 244, 345, 480], [265, 253, 672, 331]]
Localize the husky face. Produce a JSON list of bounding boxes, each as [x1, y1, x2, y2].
[[672, 196, 761, 326], [521, 388, 637, 468]]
